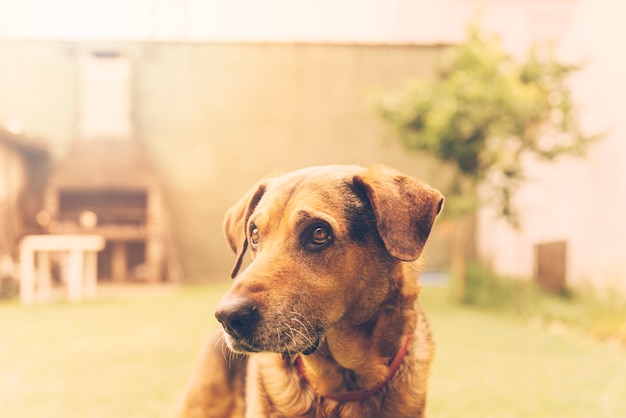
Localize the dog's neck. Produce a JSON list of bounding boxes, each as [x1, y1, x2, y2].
[[293, 332, 411, 402], [292, 283, 418, 401]]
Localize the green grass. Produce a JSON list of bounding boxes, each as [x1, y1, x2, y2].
[[0, 285, 227, 418], [422, 287, 626, 417], [2, 284, 626, 417], [463, 263, 626, 345]]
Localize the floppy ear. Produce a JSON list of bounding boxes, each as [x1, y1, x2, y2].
[[353, 165, 444, 261], [223, 183, 267, 278]]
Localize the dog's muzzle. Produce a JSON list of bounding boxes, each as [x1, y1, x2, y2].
[[216, 297, 323, 355], [215, 298, 260, 341]]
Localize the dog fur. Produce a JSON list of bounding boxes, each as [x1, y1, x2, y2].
[[176, 164, 443, 418]]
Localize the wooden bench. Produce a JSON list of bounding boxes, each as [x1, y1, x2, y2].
[[19, 235, 105, 303]]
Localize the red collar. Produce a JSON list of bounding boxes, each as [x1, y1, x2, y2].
[[294, 334, 411, 403]]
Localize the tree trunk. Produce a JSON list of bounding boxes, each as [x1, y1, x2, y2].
[[450, 212, 474, 303]]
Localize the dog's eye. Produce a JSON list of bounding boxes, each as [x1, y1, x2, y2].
[[250, 225, 260, 249], [312, 227, 330, 244], [303, 224, 333, 251]]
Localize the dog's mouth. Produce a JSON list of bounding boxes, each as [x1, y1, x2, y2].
[[221, 326, 322, 356], [223, 333, 263, 354], [301, 338, 320, 355]]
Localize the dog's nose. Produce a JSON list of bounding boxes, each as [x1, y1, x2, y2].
[[215, 299, 260, 338]]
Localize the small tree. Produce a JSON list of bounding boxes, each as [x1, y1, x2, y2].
[[376, 23, 597, 301]]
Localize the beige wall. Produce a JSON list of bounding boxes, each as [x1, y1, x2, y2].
[[0, 41, 447, 280], [0, 43, 79, 148], [477, 0, 626, 292], [136, 43, 446, 280]]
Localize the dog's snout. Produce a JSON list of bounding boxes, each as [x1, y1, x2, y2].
[[215, 299, 260, 338]]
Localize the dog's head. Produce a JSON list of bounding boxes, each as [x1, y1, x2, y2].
[[216, 165, 443, 355]]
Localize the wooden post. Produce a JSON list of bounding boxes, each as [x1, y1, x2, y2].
[[36, 252, 52, 301], [19, 245, 35, 304], [83, 251, 98, 298], [66, 250, 84, 302], [111, 241, 127, 282]]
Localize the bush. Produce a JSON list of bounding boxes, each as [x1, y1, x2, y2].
[[0, 275, 19, 300], [461, 263, 626, 344], [463, 262, 534, 312]]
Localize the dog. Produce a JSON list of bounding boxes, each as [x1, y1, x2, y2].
[[176, 164, 443, 418]]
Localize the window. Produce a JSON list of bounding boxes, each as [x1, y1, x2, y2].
[[78, 51, 133, 140]]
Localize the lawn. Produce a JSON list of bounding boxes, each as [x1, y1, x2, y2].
[[422, 288, 626, 417], [1, 284, 625, 417]]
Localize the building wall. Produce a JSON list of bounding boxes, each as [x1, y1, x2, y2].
[[134, 42, 447, 279], [477, 0, 626, 292], [0, 43, 79, 147], [0, 41, 447, 280]]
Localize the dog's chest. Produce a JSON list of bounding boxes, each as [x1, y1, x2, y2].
[[262, 397, 401, 418], [252, 355, 422, 418], [257, 384, 408, 418]]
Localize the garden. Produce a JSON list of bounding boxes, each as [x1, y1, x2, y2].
[[2, 281, 625, 417]]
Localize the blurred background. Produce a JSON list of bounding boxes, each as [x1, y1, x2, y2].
[[2, 1, 626, 417], [0, 0, 624, 294]]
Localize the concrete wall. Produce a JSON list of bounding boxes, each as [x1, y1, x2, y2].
[[0, 41, 447, 280]]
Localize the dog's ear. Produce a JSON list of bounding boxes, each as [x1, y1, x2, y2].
[[223, 182, 267, 278], [353, 165, 444, 261]]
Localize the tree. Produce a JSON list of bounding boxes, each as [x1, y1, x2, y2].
[[376, 23, 597, 301]]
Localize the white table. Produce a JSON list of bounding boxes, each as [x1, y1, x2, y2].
[[19, 235, 105, 303]]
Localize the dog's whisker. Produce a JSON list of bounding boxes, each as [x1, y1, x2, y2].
[[289, 310, 314, 328], [215, 332, 228, 361], [220, 334, 236, 367], [276, 326, 282, 349], [290, 326, 312, 345], [290, 317, 314, 341], [284, 323, 297, 347]]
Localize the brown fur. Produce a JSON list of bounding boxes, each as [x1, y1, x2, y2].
[[176, 164, 443, 418]]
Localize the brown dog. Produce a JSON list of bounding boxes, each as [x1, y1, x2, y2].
[[176, 164, 443, 418]]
